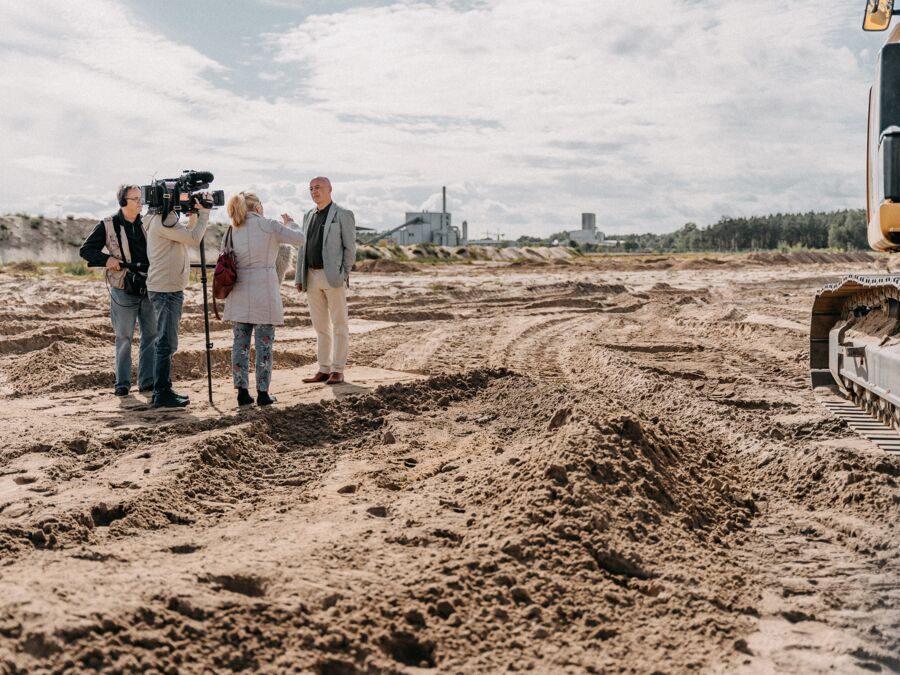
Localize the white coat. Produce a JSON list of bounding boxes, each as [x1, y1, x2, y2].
[[223, 212, 305, 326]]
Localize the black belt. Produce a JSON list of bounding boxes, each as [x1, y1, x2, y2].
[[309, 265, 324, 270]]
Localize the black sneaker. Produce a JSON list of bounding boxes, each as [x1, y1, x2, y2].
[[152, 390, 189, 402], [152, 391, 190, 408], [114, 386, 129, 397]]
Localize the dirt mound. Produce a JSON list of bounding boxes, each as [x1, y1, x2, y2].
[[525, 281, 627, 295], [6, 373, 758, 672], [672, 256, 731, 270], [507, 253, 573, 267], [172, 347, 316, 382], [0, 370, 510, 559], [312, 376, 758, 671], [0, 320, 43, 336], [354, 259, 416, 274], [746, 251, 876, 266], [754, 443, 899, 539], [7, 261, 41, 273], [3, 341, 112, 394], [524, 298, 600, 310], [507, 259, 548, 268], [0, 323, 112, 356], [359, 310, 455, 322]]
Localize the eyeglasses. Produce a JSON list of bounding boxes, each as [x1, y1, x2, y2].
[[125, 197, 142, 203]]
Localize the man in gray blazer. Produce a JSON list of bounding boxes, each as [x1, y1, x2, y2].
[[294, 176, 356, 385]]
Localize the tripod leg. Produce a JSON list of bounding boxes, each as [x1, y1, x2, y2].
[[199, 237, 214, 405]]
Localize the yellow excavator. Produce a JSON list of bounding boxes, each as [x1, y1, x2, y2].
[[809, 0, 900, 431]]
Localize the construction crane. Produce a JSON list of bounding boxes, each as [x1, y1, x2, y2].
[[809, 0, 900, 430]]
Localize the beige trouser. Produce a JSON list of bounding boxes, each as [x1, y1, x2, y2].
[[306, 269, 349, 373]]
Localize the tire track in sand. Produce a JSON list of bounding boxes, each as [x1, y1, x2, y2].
[[492, 313, 598, 383]]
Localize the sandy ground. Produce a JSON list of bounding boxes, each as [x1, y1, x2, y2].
[[0, 254, 897, 674]]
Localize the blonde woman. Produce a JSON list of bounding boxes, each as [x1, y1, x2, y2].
[[224, 192, 305, 406]]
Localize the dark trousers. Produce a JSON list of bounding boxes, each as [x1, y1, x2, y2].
[[149, 291, 183, 394]]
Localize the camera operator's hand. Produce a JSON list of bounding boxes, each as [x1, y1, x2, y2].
[[281, 213, 294, 224], [193, 192, 212, 212], [105, 257, 122, 271]]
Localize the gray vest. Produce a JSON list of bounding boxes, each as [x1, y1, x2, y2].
[[103, 216, 133, 290]]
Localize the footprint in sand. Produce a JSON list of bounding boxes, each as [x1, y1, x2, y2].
[[367, 505, 388, 518]]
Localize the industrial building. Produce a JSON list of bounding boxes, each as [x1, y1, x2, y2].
[[378, 187, 467, 246], [386, 211, 467, 246], [564, 213, 610, 246]]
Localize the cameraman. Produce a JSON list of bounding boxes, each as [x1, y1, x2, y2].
[[146, 198, 211, 408], [79, 184, 156, 397]]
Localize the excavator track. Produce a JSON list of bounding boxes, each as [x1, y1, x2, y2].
[[817, 389, 900, 453], [811, 274, 900, 451]]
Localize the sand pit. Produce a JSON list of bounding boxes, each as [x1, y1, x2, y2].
[[0, 255, 897, 673]]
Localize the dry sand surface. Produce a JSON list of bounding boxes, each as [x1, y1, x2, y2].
[[0, 252, 897, 674]]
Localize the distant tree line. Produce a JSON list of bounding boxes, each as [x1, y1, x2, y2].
[[517, 209, 870, 253]]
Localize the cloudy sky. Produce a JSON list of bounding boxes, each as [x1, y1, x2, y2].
[[0, 1, 885, 238]]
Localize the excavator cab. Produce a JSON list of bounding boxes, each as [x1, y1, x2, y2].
[[866, 2, 900, 250]]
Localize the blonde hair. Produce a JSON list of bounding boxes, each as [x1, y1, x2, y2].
[[227, 191, 262, 227]]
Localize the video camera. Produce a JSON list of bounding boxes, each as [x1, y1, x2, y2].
[[141, 170, 225, 219]]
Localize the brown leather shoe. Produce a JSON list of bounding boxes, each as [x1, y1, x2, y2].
[[326, 372, 345, 385], [302, 371, 330, 383]]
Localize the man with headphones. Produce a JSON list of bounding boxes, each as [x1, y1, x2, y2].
[[79, 184, 156, 397]]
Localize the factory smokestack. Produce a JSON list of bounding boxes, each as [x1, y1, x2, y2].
[[442, 186, 448, 246]]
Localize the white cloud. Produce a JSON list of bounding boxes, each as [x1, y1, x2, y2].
[[0, 0, 882, 237], [13, 155, 77, 176], [282, 2, 869, 232]]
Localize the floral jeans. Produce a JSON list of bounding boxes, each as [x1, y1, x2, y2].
[[232, 323, 275, 392]]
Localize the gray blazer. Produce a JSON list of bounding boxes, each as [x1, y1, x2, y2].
[[293, 202, 356, 291]]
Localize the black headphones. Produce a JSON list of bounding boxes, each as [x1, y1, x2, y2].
[[117, 184, 139, 208]]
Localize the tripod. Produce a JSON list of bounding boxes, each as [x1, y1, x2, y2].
[[191, 239, 216, 405]]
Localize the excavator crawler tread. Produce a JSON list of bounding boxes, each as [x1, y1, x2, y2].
[[817, 389, 900, 453]]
